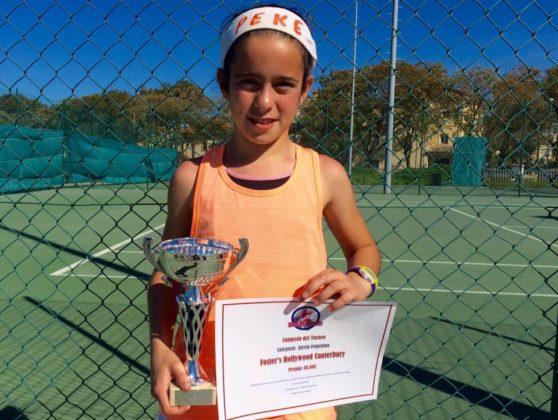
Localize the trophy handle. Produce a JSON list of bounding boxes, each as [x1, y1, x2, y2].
[[207, 238, 249, 294], [142, 237, 173, 287], [227, 238, 249, 275], [143, 237, 162, 269]]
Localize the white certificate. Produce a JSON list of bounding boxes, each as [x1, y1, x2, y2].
[[215, 298, 396, 420]]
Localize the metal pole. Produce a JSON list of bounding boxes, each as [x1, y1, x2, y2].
[[518, 100, 526, 197], [552, 98, 554, 168], [348, 0, 358, 178], [553, 308, 558, 418], [15, 88, 19, 125], [418, 104, 425, 195], [551, 98, 556, 167], [324, 101, 330, 153], [384, 0, 399, 194]]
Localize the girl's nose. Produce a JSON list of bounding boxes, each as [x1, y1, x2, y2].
[[253, 85, 272, 112]]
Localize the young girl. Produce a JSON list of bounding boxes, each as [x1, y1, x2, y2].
[[148, 4, 381, 419]]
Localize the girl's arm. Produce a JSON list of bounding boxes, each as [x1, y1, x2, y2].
[[301, 154, 381, 311], [147, 159, 199, 416]]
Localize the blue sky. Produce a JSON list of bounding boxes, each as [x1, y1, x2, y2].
[[0, 0, 557, 103]]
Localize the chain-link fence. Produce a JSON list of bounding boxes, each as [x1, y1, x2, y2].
[[1, 0, 557, 418]]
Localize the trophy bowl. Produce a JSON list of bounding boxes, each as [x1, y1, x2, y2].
[[143, 237, 247, 288], [143, 236, 249, 405]]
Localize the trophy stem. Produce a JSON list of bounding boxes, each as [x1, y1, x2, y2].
[[187, 359, 203, 384], [176, 285, 210, 386]]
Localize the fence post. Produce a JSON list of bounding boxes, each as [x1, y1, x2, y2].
[[518, 100, 527, 197], [384, 0, 399, 194], [348, 0, 358, 178], [552, 310, 558, 417]]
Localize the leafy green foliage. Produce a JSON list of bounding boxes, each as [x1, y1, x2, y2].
[[2, 62, 557, 169]]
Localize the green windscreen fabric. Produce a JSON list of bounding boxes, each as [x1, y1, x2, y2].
[[0, 124, 178, 193], [147, 147, 179, 182], [0, 125, 65, 193], [68, 133, 149, 184], [68, 133, 177, 184], [451, 136, 488, 186]]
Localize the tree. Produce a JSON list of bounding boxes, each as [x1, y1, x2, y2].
[[59, 80, 221, 150], [298, 62, 390, 167], [355, 63, 391, 167], [136, 80, 221, 149], [484, 65, 547, 167], [542, 65, 558, 106], [450, 66, 498, 137], [0, 93, 56, 128], [392, 61, 451, 167], [60, 90, 136, 141], [298, 68, 356, 160], [299, 61, 454, 169], [541, 66, 558, 165]]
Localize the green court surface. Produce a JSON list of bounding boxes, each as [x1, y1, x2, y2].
[[1, 185, 556, 418]]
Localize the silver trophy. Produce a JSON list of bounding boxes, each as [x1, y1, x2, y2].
[[143, 237, 249, 406]]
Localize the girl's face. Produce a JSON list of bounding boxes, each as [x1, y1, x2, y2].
[[218, 34, 313, 148]]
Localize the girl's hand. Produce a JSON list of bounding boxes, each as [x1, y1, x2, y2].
[[301, 268, 372, 311], [150, 337, 191, 417]]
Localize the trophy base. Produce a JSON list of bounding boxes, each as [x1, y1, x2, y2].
[[169, 382, 216, 406]]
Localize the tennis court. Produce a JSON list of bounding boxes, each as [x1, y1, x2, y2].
[[1, 184, 556, 418], [2, 0, 558, 417]]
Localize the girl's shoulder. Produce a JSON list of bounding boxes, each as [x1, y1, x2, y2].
[[316, 152, 353, 207], [296, 145, 347, 180], [174, 155, 202, 178], [169, 156, 203, 197], [173, 143, 226, 185], [317, 152, 349, 183]]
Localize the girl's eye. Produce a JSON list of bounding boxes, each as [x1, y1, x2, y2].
[[237, 79, 259, 91], [275, 81, 296, 92]]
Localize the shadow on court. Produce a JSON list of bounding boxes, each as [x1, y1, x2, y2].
[[0, 406, 29, 420], [21, 297, 550, 418], [432, 316, 554, 352], [382, 357, 551, 419], [0, 224, 150, 280], [24, 296, 150, 376]]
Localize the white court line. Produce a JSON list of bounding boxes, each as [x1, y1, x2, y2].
[[449, 207, 558, 250], [380, 286, 557, 299], [329, 257, 558, 270], [357, 202, 549, 210], [52, 254, 557, 298], [55, 253, 555, 277], [52, 273, 136, 279], [506, 225, 558, 230], [386, 259, 558, 269], [63, 257, 558, 273], [50, 224, 165, 276], [48, 272, 558, 298]]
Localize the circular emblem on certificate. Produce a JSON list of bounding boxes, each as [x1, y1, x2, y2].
[[290, 306, 322, 330]]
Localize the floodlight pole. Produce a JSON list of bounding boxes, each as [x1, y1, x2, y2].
[[348, 0, 358, 178], [384, 0, 399, 194]]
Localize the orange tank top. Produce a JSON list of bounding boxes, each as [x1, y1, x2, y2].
[[172, 143, 335, 420]]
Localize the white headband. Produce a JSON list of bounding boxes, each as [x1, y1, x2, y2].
[[220, 6, 318, 67]]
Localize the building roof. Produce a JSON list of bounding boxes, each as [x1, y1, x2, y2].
[[427, 144, 454, 154]]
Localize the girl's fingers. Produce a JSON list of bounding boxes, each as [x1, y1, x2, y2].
[[152, 358, 192, 416], [302, 269, 365, 310], [302, 269, 338, 299]]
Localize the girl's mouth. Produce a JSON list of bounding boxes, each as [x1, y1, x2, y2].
[[249, 117, 276, 128]]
